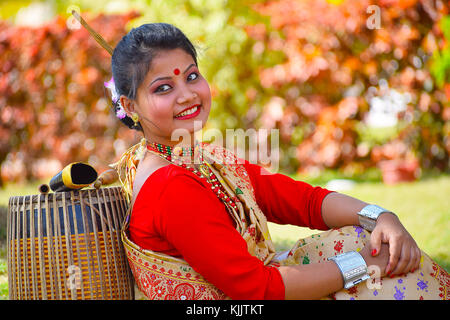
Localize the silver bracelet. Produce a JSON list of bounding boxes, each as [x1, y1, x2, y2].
[[328, 251, 370, 289], [357, 204, 395, 232]]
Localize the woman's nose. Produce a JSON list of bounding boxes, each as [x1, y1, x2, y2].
[[176, 85, 197, 104]]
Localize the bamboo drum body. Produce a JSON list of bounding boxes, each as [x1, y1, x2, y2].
[[7, 187, 134, 300]]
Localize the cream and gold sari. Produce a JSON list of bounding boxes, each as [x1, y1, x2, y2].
[[115, 140, 449, 300]]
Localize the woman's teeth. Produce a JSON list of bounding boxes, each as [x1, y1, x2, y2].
[[175, 106, 199, 118]]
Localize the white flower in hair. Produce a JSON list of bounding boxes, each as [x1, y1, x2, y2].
[[115, 105, 127, 119], [104, 76, 127, 119], [104, 76, 120, 102]]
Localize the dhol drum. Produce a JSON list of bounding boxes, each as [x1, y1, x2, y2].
[[7, 186, 134, 300]]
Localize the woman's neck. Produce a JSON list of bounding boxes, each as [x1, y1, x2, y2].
[[145, 134, 202, 165], [145, 133, 197, 149]]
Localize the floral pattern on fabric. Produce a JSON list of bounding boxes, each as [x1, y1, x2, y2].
[[272, 226, 450, 300], [124, 242, 228, 300], [118, 141, 449, 300]]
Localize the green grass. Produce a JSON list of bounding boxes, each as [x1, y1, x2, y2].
[[0, 246, 7, 300], [0, 179, 49, 206], [268, 173, 450, 272]]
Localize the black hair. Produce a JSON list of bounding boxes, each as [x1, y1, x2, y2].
[[111, 23, 198, 131]]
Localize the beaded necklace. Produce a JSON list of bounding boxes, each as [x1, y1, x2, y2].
[[146, 140, 239, 210]]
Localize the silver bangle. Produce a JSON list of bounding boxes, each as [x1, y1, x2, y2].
[[328, 251, 370, 289], [357, 204, 394, 232]]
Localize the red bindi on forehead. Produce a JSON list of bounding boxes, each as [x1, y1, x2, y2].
[[173, 68, 180, 75]]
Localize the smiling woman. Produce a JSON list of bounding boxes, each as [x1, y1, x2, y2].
[[109, 23, 204, 133], [104, 22, 449, 300], [117, 48, 211, 147]]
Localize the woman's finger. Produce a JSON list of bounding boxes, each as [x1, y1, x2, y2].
[[390, 244, 410, 276], [413, 246, 422, 272], [386, 236, 401, 275], [404, 246, 417, 274], [369, 229, 382, 257]]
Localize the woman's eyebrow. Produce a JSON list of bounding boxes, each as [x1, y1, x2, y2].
[[149, 64, 197, 86], [183, 63, 196, 74], [150, 76, 171, 86]]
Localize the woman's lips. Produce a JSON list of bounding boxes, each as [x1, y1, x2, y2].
[[174, 104, 201, 120]]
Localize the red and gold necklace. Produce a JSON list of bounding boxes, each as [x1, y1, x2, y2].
[[146, 140, 239, 210]]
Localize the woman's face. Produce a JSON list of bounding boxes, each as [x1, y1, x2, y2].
[[125, 48, 211, 146]]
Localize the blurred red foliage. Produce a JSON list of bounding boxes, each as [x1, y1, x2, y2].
[[0, 11, 140, 184], [1, 1, 449, 185], [247, 0, 449, 179]]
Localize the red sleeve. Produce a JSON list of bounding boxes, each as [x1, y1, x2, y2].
[[243, 160, 333, 230], [154, 173, 285, 300]]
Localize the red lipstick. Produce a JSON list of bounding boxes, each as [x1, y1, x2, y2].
[[174, 104, 201, 120]]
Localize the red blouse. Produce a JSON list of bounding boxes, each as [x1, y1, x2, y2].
[[129, 159, 333, 300]]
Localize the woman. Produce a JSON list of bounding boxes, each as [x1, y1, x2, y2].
[[107, 23, 449, 300]]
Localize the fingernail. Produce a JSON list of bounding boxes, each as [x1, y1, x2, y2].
[[371, 249, 377, 256]]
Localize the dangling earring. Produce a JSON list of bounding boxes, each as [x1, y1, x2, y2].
[[131, 112, 139, 128]]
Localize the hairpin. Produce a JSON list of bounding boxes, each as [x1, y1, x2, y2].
[[71, 10, 127, 120]]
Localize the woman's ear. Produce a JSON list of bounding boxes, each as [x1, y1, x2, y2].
[[120, 95, 135, 116]]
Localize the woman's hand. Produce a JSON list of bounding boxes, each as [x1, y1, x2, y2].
[[359, 243, 390, 278], [369, 213, 421, 277], [320, 193, 421, 277]]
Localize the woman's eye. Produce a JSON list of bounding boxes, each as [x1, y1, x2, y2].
[[155, 84, 171, 93], [187, 72, 199, 81]]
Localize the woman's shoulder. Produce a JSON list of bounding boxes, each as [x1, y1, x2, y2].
[[132, 155, 208, 207]]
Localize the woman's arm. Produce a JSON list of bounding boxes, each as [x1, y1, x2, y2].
[[277, 192, 396, 299], [278, 242, 391, 299], [153, 173, 286, 299], [243, 160, 332, 230], [320, 192, 366, 228], [320, 192, 421, 277], [243, 160, 419, 292], [278, 260, 344, 299]]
